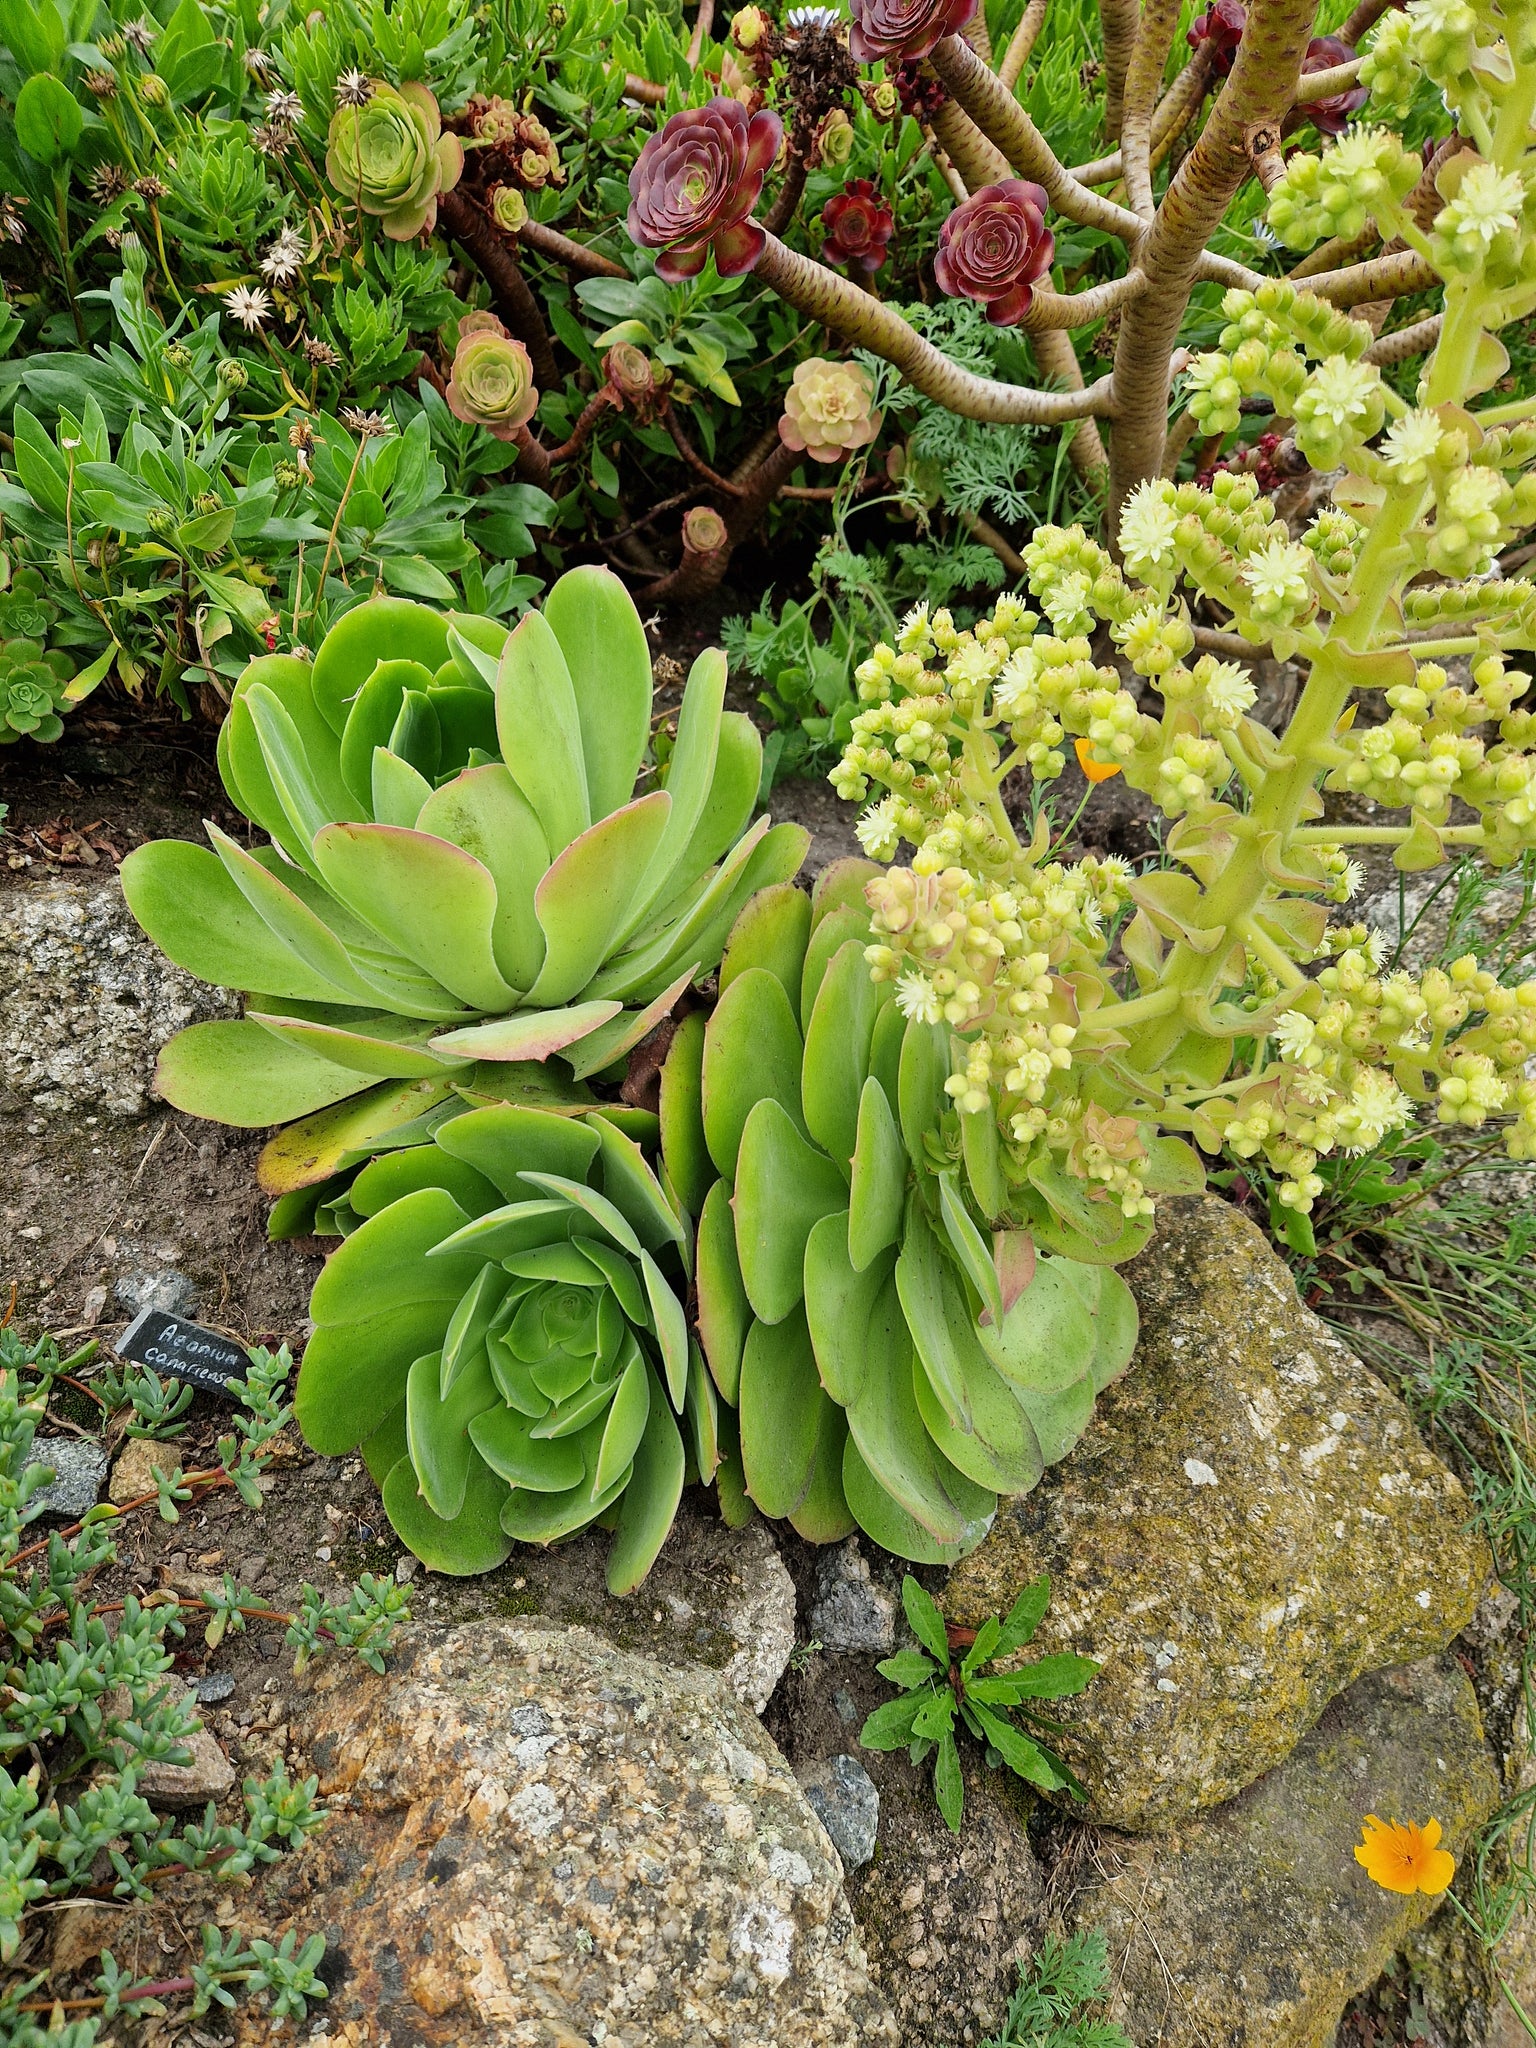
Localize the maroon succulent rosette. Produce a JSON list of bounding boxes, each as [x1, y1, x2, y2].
[[1293, 34, 1367, 135], [848, 0, 976, 65], [627, 96, 783, 283], [1186, 0, 1245, 75], [932, 178, 1054, 327], [822, 178, 896, 275]]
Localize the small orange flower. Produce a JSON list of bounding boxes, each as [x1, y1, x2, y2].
[[1074, 736, 1122, 784], [1353, 1815, 1456, 1896]]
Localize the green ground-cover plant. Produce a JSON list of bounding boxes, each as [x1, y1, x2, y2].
[[968, 1930, 1134, 2048], [861, 1572, 1095, 1830], [658, 868, 1137, 1563], [0, 1323, 408, 2041], [121, 567, 806, 1183]]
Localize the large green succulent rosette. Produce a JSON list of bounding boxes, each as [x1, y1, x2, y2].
[[659, 867, 1139, 1565], [325, 80, 463, 241], [298, 1102, 715, 1591], [120, 569, 806, 1210]]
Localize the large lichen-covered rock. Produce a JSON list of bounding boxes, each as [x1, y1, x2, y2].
[[945, 1197, 1491, 1829], [229, 1619, 899, 2047], [0, 876, 235, 1114], [1069, 1657, 1500, 2048]]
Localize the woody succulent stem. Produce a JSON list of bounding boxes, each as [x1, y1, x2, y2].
[[644, 440, 802, 604], [1104, 0, 1317, 523], [754, 233, 1113, 424], [439, 189, 558, 386]]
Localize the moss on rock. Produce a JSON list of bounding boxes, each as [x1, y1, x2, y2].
[[945, 1197, 1491, 1830], [1068, 1656, 1500, 2048]]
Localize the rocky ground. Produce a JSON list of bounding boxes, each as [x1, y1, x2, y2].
[[4, 702, 1533, 2047]]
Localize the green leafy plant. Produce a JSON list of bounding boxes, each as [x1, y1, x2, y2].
[[292, 1100, 711, 1588], [860, 1574, 1095, 1831], [121, 569, 806, 1188], [0, 1328, 408, 2041], [658, 871, 1138, 1565], [970, 1930, 1134, 2048]]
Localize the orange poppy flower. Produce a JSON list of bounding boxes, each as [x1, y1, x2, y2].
[[1353, 1815, 1456, 1896], [1074, 737, 1122, 784]]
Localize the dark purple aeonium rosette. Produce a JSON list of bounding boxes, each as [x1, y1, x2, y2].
[[1186, 0, 1245, 74], [627, 96, 783, 282], [848, 0, 976, 64], [822, 177, 896, 274], [933, 178, 1054, 327], [1294, 34, 1368, 135]]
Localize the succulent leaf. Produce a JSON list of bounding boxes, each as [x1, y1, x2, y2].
[[156, 1018, 378, 1127], [701, 965, 807, 1179], [733, 1098, 850, 1323], [802, 938, 891, 1170], [542, 564, 654, 824], [718, 880, 812, 1009]]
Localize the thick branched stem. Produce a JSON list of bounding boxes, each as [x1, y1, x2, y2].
[[754, 232, 1116, 422], [1071, 46, 1216, 187], [762, 160, 808, 237], [1105, 0, 1317, 517], [1302, 248, 1439, 306], [517, 218, 627, 279], [1118, 0, 1183, 223], [998, 0, 1049, 91], [643, 439, 801, 603], [439, 189, 558, 387], [931, 97, 1010, 191], [1033, 326, 1110, 479], [926, 34, 1143, 240], [1365, 314, 1443, 365], [1100, 0, 1141, 142]]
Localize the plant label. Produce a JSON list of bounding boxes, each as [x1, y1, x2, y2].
[[116, 1308, 249, 1397]]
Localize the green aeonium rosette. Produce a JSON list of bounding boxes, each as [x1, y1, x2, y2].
[[296, 1103, 718, 1592], [445, 313, 539, 441], [325, 81, 463, 241]]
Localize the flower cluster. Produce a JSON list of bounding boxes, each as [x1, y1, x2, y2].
[[1268, 128, 1423, 251], [830, 442, 1536, 1217], [1226, 943, 1536, 1203]]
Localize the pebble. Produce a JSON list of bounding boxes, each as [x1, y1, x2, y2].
[[135, 1682, 236, 1809], [720, 1524, 797, 1715], [27, 1437, 109, 1519], [109, 1435, 179, 1505], [798, 1754, 880, 1870], [195, 1672, 237, 1705], [809, 1539, 897, 1655], [114, 1268, 199, 1318]]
